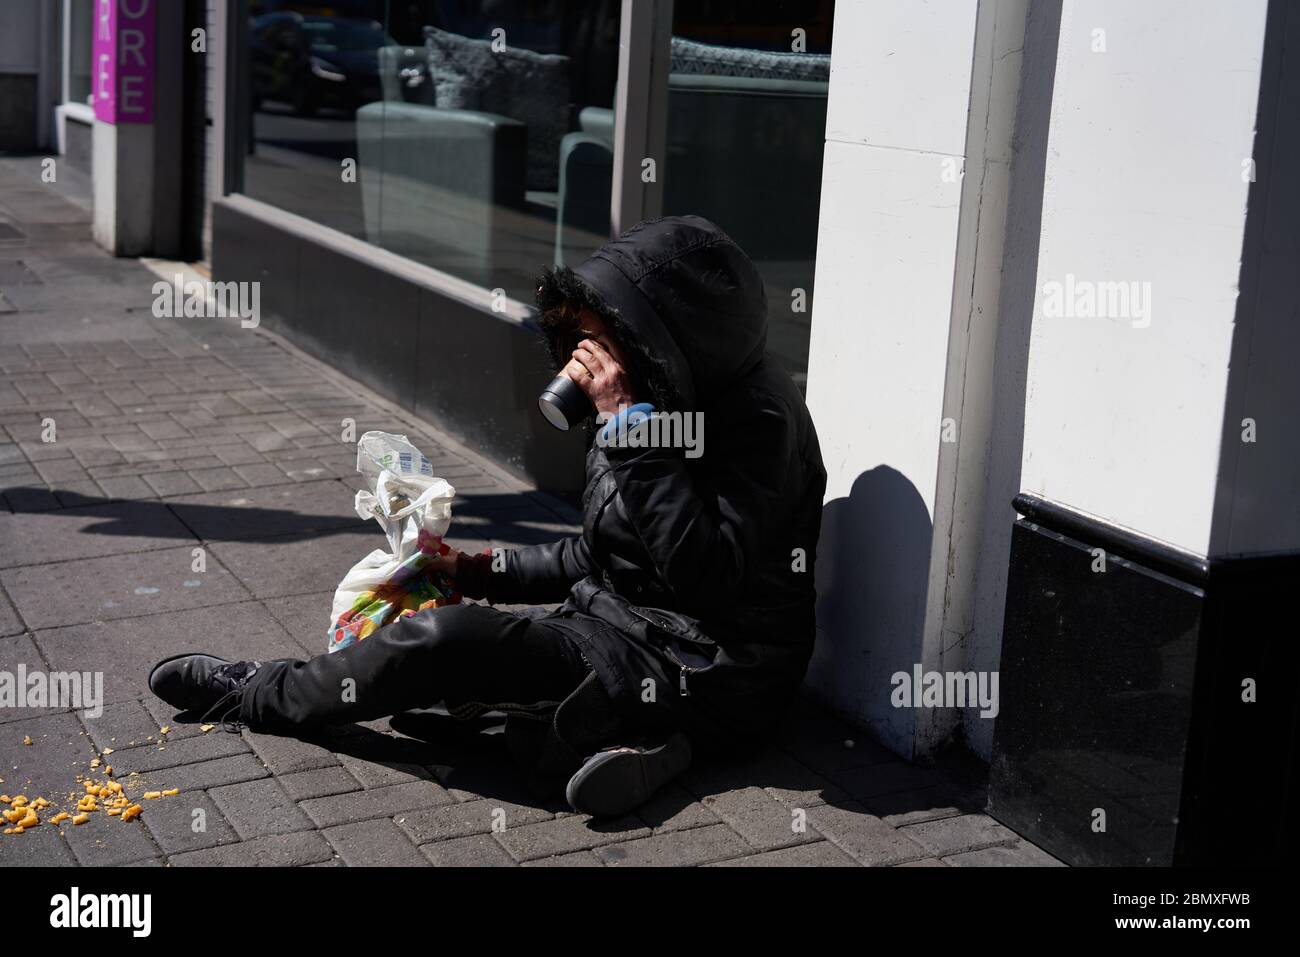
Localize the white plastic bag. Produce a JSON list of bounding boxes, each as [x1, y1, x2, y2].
[[327, 431, 458, 652]]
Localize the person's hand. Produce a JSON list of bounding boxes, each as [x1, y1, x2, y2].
[[565, 337, 639, 417], [425, 550, 461, 577]]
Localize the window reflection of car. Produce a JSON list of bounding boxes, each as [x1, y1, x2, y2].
[[249, 12, 425, 115]]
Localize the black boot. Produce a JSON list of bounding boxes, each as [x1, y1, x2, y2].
[[564, 732, 692, 817], [148, 654, 262, 731]]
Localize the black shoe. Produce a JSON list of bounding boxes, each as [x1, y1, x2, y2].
[[148, 653, 262, 731], [565, 732, 692, 817]]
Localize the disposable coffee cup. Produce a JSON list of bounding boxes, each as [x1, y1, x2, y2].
[[538, 373, 591, 431]]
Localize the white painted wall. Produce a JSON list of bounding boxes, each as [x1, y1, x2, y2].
[[805, 0, 979, 757], [1019, 0, 1269, 558]]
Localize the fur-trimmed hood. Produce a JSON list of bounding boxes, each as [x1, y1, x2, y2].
[[535, 216, 769, 411]]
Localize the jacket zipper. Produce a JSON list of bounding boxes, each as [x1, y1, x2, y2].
[[628, 606, 695, 697]]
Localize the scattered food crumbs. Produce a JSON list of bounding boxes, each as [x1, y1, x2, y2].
[[50, 811, 70, 825], [107, 808, 121, 816], [159, 726, 171, 735], [0, 795, 8, 804], [162, 788, 179, 797], [89, 758, 101, 768], [200, 725, 215, 733], [121, 804, 142, 822], [105, 766, 113, 777], [11, 795, 27, 807], [18, 809, 38, 828], [72, 813, 89, 825], [103, 747, 114, 755], [142, 791, 162, 800], [22, 736, 32, 746]]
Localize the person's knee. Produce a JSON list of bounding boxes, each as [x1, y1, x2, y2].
[[383, 602, 488, 662]]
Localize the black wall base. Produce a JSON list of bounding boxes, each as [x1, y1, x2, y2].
[[989, 494, 1298, 866]]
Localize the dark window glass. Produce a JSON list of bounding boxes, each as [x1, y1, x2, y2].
[[240, 1, 620, 300]]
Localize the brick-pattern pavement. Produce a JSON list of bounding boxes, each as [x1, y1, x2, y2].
[[0, 157, 1059, 867]]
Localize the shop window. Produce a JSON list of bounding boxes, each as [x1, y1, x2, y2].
[[235, 0, 830, 383], [66, 0, 94, 105], [239, 0, 619, 300]]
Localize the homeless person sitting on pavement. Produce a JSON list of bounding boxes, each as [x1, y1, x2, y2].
[[148, 215, 827, 817]]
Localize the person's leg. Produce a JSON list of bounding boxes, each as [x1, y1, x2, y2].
[[237, 603, 588, 734]]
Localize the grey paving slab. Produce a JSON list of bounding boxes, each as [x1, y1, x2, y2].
[[241, 728, 343, 775], [396, 797, 555, 845], [139, 789, 239, 855], [62, 808, 165, 867], [706, 840, 857, 867], [943, 839, 1065, 867], [208, 526, 377, 600], [324, 818, 431, 866], [107, 729, 251, 775], [4, 545, 252, 629], [0, 633, 68, 725], [900, 813, 1021, 857], [0, 821, 78, 865], [164, 478, 366, 542], [804, 802, 930, 866], [495, 813, 649, 862], [0, 500, 195, 569], [34, 600, 304, 706], [260, 591, 334, 656], [278, 766, 364, 802], [699, 785, 820, 851], [0, 710, 101, 805], [209, 777, 315, 840], [596, 823, 752, 867], [520, 849, 603, 867], [129, 753, 270, 793], [421, 833, 517, 866], [299, 779, 455, 828], [82, 697, 175, 750], [632, 781, 721, 834], [0, 591, 25, 637], [168, 829, 336, 866]]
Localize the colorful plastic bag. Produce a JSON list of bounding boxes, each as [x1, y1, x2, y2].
[[327, 432, 461, 652]]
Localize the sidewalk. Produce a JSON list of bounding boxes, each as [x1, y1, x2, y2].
[[0, 156, 1058, 867]]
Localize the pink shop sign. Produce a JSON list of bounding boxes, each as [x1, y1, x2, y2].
[[93, 0, 155, 124]]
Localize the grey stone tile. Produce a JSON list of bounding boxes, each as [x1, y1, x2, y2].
[[0, 499, 193, 568], [421, 833, 516, 866], [208, 526, 376, 599], [278, 766, 364, 802], [700, 785, 819, 850], [165, 478, 364, 541], [633, 782, 721, 834], [5, 545, 251, 628], [35, 601, 302, 705], [596, 823, 752, 867], [395, 797, 554, 844], [804, 802, 929, 866], [127, 753, 270, 792], [520, 849, 603, 867], [209, 777, 316, 840], [299, 780, 454, 828], [900, 813, 1020, 856], [495, 814, 649, 862], [63, 809, 165, 866], [942, 838, 1065, 867], [0, 824, 78, 866], [241, 729, 341, 776], [169, 830, 335, 866], [324, 818, 430, 866], [107, 730, 251, 775], [139, 789, 238, 855], [706, 840, 858, 867]]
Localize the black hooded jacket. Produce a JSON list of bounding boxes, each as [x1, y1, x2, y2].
[[476, 216, 826, 754]]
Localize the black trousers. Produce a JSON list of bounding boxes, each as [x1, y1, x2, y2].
[[240, 603, 592, 734]]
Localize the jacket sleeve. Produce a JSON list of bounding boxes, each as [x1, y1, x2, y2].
[[601, 396, 793, 616], [457, 536, 593, 605]]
